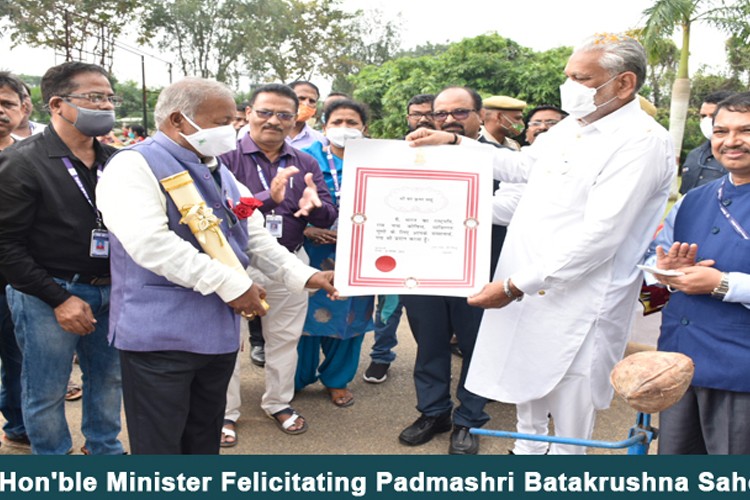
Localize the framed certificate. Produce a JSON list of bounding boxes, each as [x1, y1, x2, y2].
[[334, 139, 494, 297]]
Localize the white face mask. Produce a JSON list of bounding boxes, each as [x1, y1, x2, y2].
[[699, 116, 714, 140], [179, 113, 237, 157], [559, 75, 618, 119], [326, 127, 363, 148]]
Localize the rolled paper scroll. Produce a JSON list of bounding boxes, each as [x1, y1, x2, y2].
[[160, 171, 271, 316], [161, 170, 245, 274]]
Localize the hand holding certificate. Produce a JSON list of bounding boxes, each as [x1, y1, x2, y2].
[[334, 139, 494, 297]]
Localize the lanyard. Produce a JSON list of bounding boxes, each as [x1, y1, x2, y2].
[[253, 154, 287, 191], [717, 178, 750, 240], [62, 156, 103, 226], [324, 146, 341, 200]]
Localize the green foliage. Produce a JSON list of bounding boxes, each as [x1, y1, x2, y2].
[[689, 68, 747, 107], [726, 35, 750, 86], [641, 0, 750, 79], [395, 42, 451, 59], [138, 0, 401, 89], [139, 0, 252, 84], [114, 80, 161, 129], [350, 34, 571, 139]]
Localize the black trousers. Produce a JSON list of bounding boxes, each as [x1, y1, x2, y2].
[[248, 317, 264, 347], [120, 349, 237, 454], [400, 295, 489, 428]]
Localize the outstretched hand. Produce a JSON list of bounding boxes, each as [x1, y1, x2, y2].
[[305, 271, 339, 300], [270, 166, 300, 204], [295, 173, 322, 217]]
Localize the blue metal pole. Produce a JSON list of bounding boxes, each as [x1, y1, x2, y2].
[[470, 412, 656, 454]]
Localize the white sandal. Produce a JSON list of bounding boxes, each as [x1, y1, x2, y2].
[[268, 408, 308, 435], [220, 420, 238, 447]]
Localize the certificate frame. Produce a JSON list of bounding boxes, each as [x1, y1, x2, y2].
[[334, 139, 494, 297]]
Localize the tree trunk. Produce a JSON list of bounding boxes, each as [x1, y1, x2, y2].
[[668, 77, 690, 199], [668, 77, 691, 164]]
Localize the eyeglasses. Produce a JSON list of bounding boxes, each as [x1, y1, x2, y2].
[[528, 119, 560, 128], [408, 112, 434, 120], [253, 109, 297, 122], [431, 108, 476, 122], [63, 93, 123, 107]]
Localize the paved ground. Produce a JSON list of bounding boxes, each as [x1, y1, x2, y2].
[[0, 305, 663, 456]]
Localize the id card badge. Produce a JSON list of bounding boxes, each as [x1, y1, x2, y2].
[[265, 214, 283, 238], [89, 229, 110, 258]]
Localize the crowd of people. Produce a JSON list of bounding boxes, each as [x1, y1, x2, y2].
[[0, 31, 748, 456]]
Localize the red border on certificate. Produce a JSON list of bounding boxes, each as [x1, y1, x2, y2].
[[347, 168, 479, 289]]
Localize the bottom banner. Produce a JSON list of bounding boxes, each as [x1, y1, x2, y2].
[[2, 455, 750, 499]]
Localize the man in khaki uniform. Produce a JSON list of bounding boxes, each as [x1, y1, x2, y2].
[[480, 95, 527, 151]]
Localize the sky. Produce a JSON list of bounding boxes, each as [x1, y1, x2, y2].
[[0, 0, 730, 91]]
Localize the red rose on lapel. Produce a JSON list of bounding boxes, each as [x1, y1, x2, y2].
[[232, 197, 264, 220]]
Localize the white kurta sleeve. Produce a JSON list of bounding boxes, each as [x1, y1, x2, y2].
[[726, 273, 750, 308], [492, 182, 525, 226], [97, 150, 252, 302]]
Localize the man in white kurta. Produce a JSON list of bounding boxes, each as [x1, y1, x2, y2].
[[407, 34, 675, 454]]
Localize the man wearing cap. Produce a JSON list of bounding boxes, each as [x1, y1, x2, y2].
[[480, 96, 527, 151]]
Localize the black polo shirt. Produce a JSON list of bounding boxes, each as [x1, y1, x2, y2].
[[0, 124, 116, 307]]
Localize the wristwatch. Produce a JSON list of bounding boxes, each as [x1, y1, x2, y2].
[[503, 278, 524, 302], [711, 272, 730, 300]]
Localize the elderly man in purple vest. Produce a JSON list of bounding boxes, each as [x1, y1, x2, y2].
[[96, 77, 337, 454]]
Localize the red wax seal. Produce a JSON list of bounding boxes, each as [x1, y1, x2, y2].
[[375, 255, 397, 273]]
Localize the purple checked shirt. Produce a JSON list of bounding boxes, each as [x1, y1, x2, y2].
[[220, 135, 337, 253]]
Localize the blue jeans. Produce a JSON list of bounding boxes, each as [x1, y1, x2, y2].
[[0, 289, 25, 439], [7, 280, 123, 455], [369, 295, 402, 364]]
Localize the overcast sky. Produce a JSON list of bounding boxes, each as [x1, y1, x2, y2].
[[1, 0, 728, 91]]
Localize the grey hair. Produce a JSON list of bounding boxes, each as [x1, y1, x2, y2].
[[154, 77, 235, 128], [575, 34, 647, 94]]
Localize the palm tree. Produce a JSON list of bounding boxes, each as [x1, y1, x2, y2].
[[641, 0, 750, 166]]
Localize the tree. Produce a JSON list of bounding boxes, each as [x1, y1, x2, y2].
[[137, 0, 401, 88], [640, 0, 750, 164], [350, 34, 571, 139], [633, 32, 678, 108], [0, 0, 141, 71], [323, 9, 403, 95], [139, 0, 255, 84], [726, 34, 750, 87], [114, 79, 161, 125]]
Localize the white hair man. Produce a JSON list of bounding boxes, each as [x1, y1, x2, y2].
[[96, 77, 336, 454], [407, 33, 675, 454]]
